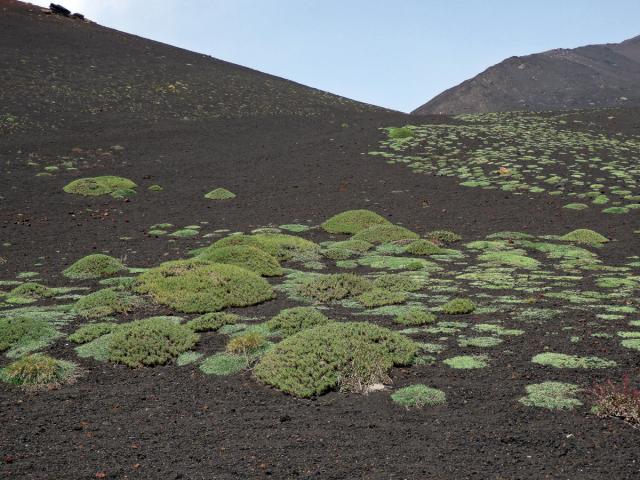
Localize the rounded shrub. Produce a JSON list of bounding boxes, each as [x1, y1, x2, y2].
[[254, 322, 417, 397], [441, 298, 475, 315], [68, 322, 117, 344], [387, 127, 414, 139], [200, 353, 247, 376], [185, 312, 239, 332], [195, 245, 283, 276], [352, 224, 419, 244], [560, 229, 608, 245], [9, 282, 54, 299], [63, 254, 126, 280], [63, 176, 136, 197], [425, 230, 461, 244], [297, 273, 372, 302], [74, 288, 137, 319], [391, 384, 446, 407], [204, 188, 236, 200], [107, 317, 199, 367], [208, 233, 319, 261], [0, 317, 57, 352], [405, 239, 444, 256], [265, 307, 330, 337], [226, 332, 267, 356], [358, 289, 407, 308], [372, 273, 423, 292], [1, 354, 78, 389], [136, 260, 274, 313], [394, 307, 436, 326], [321, 210, 390, 234]]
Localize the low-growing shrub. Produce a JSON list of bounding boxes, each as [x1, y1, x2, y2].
[[107, 317, 199, 367], [443, 355, 488, 369], [68, 322, 117, 344], [532, 352, 616, 369], [199, 353, 247, 375], [63, 254, 126, 280], [63, 176, 136, 196], [358, 289, 407, 308], [352, 224, 419, 244], [226, 332, 267, 356], [0, 354, 78, 389], [195, 245, 283, 276], [590, 375, 640, 425], [0, 316, 58, 353], [135, 260, 274, 313], [441, 298, 475, 315], [372, 273, 422, 293], [478, 252, 540, 269], [458, 336, 503, 348], [425, 230, 461, 244], [321, 210, 390, 234], [9, 282, 54, 299], [297, 273, 372, 302], [519, 382, 582, 410], [560, 229, 608, 245], [254, 322, 417, 397], [185, 312, 239, 332], [204, 188, 236, 200], [394, 307, 436, 326], [265, 307, 330, 337], [405, 239, 444, 256], [74, 288, 137, 319], [208, 233, 319, 261], [387, 127, 414, 139], [391, 384, 446, 407]]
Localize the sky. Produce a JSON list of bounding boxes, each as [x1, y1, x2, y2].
[[31, 0, 640, 112]]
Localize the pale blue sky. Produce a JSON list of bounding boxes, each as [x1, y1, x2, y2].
[[32, 0, 640, 112]]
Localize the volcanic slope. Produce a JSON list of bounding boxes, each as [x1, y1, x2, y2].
[[2, 2, 640, 480], [413, 34, 640, 114]]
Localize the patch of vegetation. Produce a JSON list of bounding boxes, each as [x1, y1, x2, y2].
[[194, 245, 283, 277], [169, 228, 199, 238], [531, 352, 616, 369], [226, 332, 268, 356], [391, 384, 446, 407], [74, 288, 138, 319], [265, 307, 330, 337], [322, 209, 390, 234], [358, 289, 407, 308], [204, 188, 236, 200], [279, 224, 310, 233], [297, 273, 372, 302], [136, 260, 274, 313], [148, 184, 163, 192], [519, 382, 582, 410], [478, 252, 540, 269], [458, 336, 503, 348], [394, 307, 436, 326], [560, 229, 608, 245], [352, 224, 419, 244], [621, 339, 640, 351], [68, 322, 116, 344], [441, 298, 475, 315], [63, 254, 126, 280], [443, 355, 488, 369], [0, 316, 59, 356], [209, 233, 319, 261], [0, 354, 78, 389], [63, 176, 136, 196], [426, 230, 461, 244], [199, 353, 247, 375], [387, 126, 415, 139], [591, 376, 640, 425], [107, 317, 199, 367], [176, 351, 202, 366], [372, 273, 423, 292], [358, 255, 428, 271], [563, 203, 589, 210], [9, 282, 54, 299], [405, 239, 444, 256], [185, 312, 239, 332], [254, 322, 417, 397]]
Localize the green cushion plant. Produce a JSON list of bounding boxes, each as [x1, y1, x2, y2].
[[321, 209, 390, 234]]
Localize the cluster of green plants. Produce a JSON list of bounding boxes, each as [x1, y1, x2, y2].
[[63, 176, 137, 198], [371, 112, 640, 214]]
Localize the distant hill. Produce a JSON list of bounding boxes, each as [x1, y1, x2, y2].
[[412, 35, 640, 115], [0, 0, 384, 128]]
